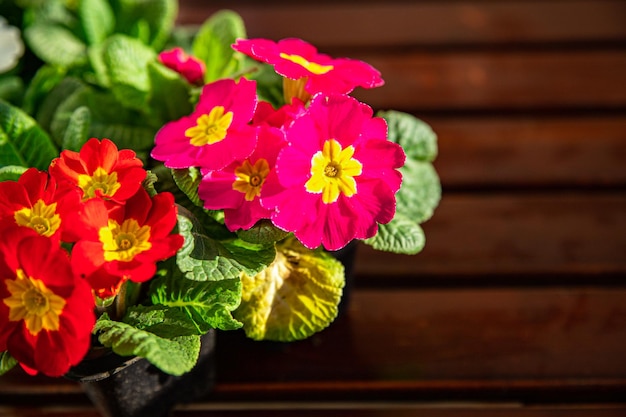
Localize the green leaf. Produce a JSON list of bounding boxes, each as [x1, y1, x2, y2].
[[0, 351, 18, 376], [171, 167, 203, 207], [150, 270, 243, 333], [380, 110, 438, 162], [61, 106, 91, 151], [101, 34, 156, 111], [221, 238, 277, 276], [175, 214, 274, 281], [79, 0, 115, 45], [35, 76, 83, 136], [23, 23, 88, 68], [0, 165, 27, 182], [123, 305, 200, 337], [113, 0, 177, 50], [147, 61, 193, 124], [237, 219, 291, 245], [396, 159, 441, 224], [22, 65, 67, 116], [234, 237, 344, 342], [94, 313, 201, 376], [0, 76, 24, 106], [87, 43, 111, 87], [23, 0, 77, 28], [192, 10, 247, 82], [49, 85, 156, 152], [0, 100, 58, 169], [364, 214, 425, 255]]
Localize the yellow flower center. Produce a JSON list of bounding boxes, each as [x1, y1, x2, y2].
[[185, 106, 234, 146], [233, 159, 270, 201], [14, 200, 61, 237], [3, 269, 66, 335], [279, 53, 334, 75], [305, 139, 362, 204], [77, 166, 121, 200], [99, 219, 152, 262]]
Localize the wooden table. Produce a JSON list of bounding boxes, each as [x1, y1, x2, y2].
[[2, 1, 626, 415]]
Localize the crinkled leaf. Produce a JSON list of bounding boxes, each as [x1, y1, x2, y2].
[[0, 351, 18, 376], [221, 238, 277, 276], [79, 0, 115, 45], [380, 110, 438, 162], [149, 270, 243, 333], [0, 165, 27, 182], [237, 219, 290, 245], [24, 23, 87, 68], [94, 313, 200, 376], [101, 35, 156, 111], [364, 214, 425, 255], [396, 159, 441, 224], [50, 85, 156, 151], [175, 214, 275, 281], [192, 10, 246, 82], [61, 106, 91, 151], [123, 305, 200, 337], [234, 237, 344, 342], [0, 100, 58, 169]]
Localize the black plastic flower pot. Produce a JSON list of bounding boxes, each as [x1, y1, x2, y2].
[[66, 330, 216, 417]]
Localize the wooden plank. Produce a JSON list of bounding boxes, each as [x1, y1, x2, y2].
[[177, 0, 626, 48], [3, 288, 626, 404], [174, 405, 626, 417], [353, 193, 626, 280], [351, 50, 626, 112], [428, 115, 626, 188], [208, 288, 626, 402], [176, 405, 626, 417], [2, 405, 626, 417]]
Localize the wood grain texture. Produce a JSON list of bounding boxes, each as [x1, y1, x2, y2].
[[2, 405, 626, 417], [208, 288, 626, 403], [429, 115, 626, 188], [351, 50, 626, 112], [177, 0, 626, 48], [354, 193, 626, 281], [2, 288, 626, 404]]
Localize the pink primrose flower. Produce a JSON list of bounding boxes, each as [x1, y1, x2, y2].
[[252, 99, 307, 130], [158, 47, 206, 85], [198, 125, 286, 231], [233, 38, 383, 102], [151, 78, 258, 171], [261, 94, 405, 251]]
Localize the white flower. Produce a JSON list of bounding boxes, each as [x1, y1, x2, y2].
[[0, 17, 24, 73]]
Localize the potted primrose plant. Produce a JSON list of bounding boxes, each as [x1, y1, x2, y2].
[[0, 1, 441, 416]]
